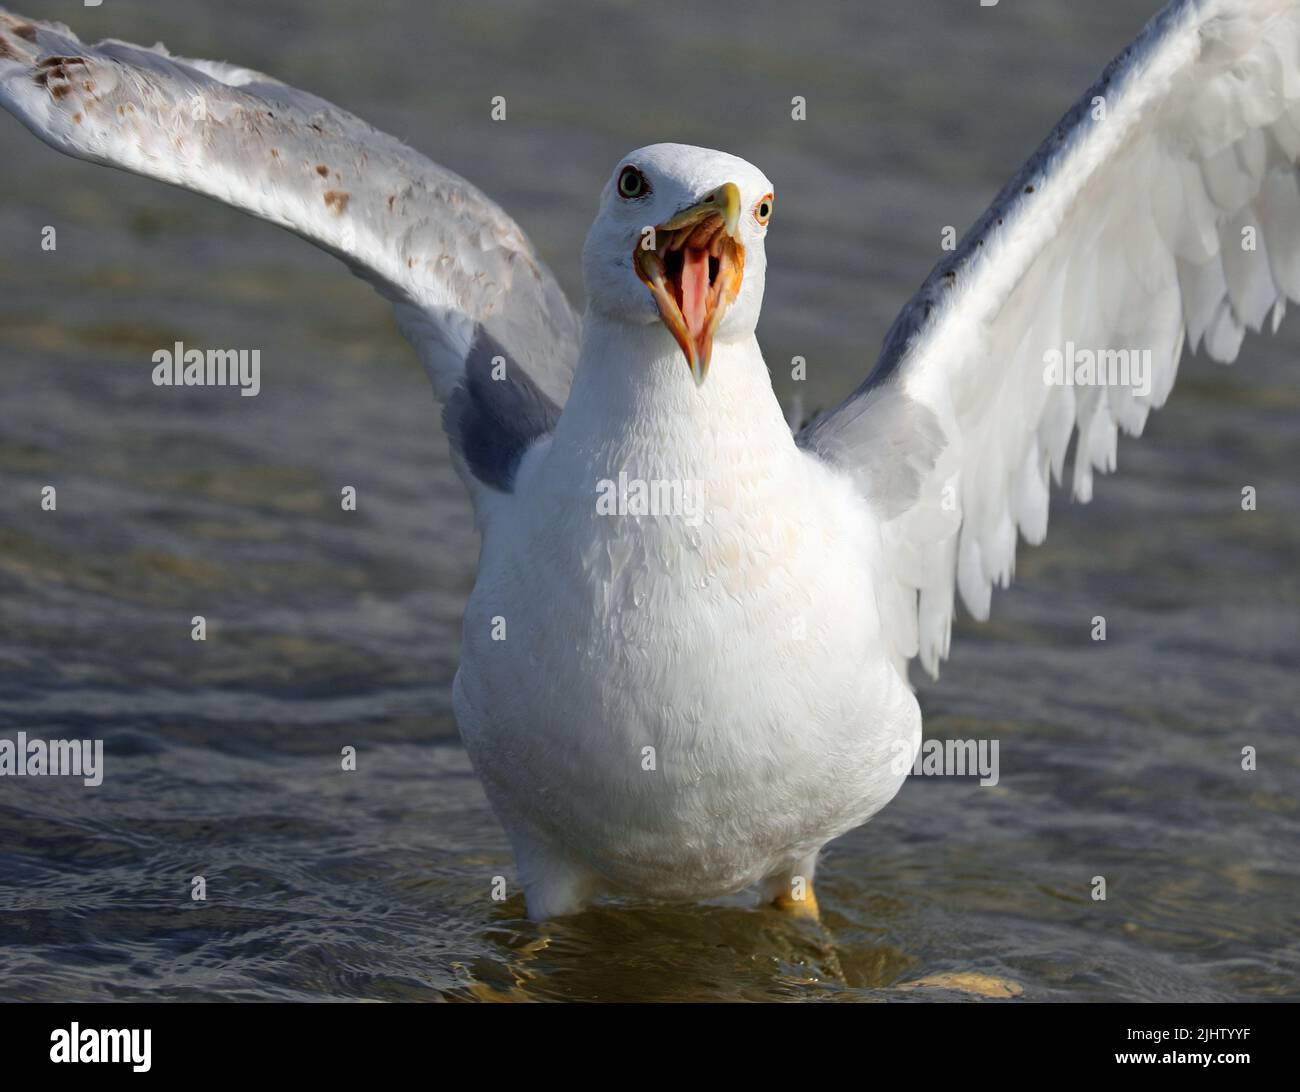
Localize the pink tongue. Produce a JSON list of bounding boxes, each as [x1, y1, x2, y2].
[[679, 248, 710, 337]]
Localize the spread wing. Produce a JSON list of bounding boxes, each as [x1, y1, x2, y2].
[[798, 0, 1300, 677], [0, 8, 580, 500]]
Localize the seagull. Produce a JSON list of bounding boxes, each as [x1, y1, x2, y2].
[[1, 0, 1296, 921]]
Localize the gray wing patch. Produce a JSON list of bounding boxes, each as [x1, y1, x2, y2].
[[442, 326, 563, 493]]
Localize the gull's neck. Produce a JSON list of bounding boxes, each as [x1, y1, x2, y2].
[[548, 312, 796, 482]]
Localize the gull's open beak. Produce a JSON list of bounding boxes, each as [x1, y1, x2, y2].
[[634, 182, 744, 385]]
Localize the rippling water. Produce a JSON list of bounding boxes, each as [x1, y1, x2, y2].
[[1, 0, 1297, 1001]]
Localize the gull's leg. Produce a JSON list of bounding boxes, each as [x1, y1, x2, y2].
[[523, 870, 595, 922], [463, 834, 594, 998], [758, 852, 851, 986], [509, 830, 600, 922], [762, 852, 821, 920]]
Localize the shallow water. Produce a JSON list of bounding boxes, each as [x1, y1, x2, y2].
[[0, 0, 1297, 1001]]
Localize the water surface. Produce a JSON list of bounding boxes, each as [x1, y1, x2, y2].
[[0, 0, 1297, 1001]]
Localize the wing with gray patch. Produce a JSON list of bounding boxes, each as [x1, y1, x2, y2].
[[0, 8, 580, 498], [801, 0, 1300, 677]]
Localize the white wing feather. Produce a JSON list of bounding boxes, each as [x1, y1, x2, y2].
[[0, 9, 579, 409], [802, 0, 1300, 678]]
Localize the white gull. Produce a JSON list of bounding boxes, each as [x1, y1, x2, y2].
[[1, 0, 1296, 919]]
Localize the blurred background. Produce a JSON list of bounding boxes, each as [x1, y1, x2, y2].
[[0, 0, 1296, 1000]]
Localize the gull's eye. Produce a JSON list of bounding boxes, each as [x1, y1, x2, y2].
[[753, 193, 774, 226], [618, 165, 650, 200]]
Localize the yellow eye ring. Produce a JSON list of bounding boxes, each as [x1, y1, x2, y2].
[[752, 193, 774, 226]]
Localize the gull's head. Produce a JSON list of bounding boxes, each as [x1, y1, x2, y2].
[[582, 143, 774, 385]]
